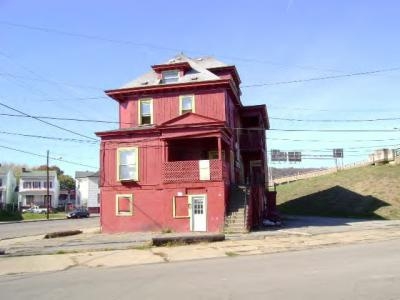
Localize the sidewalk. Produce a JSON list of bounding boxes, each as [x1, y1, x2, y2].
[[1, 216, 400, 275]]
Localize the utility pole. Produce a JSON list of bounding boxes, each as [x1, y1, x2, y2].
[[46, 150, 50, 220]]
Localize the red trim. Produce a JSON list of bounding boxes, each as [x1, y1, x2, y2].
[[151, 62, 191, 73], [105, 79, 242, 107]]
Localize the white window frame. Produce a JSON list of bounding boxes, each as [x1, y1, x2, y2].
[[179, 95, 195, 115], [115, 194, 133, 216], [138, 98, 153, 125], [117, 147, 139, 181], [162, 70, 179, 83]]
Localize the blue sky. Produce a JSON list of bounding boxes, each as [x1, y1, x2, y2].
[[0, 0, 399, 176]]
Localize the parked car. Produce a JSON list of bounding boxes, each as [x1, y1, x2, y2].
[[22, 206, 47, 214], [66, 208, 90, 219]]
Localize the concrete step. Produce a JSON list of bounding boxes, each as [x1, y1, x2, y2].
[[225, 219, 244, 225]]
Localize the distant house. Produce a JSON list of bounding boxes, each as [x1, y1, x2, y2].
[[0, 169, 17, 209], [96, 54, 269, 233], [18, 170, 60, 209], [58, 189, 76, 209], [75, 171, 100, 213]]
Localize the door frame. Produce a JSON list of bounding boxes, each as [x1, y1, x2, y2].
[[188, 194, 207, 231]]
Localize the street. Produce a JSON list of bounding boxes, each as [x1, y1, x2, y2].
[[1, 238, 399, 300], [0, 217, 99, 239]]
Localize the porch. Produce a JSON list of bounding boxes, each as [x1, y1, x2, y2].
[[163, 136, 231, 183], [163, 159, 229, 183]]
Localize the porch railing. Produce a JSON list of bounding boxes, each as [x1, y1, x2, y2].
[[163, 159, 228, 183]]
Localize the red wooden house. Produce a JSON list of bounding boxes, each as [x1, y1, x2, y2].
[[96, 54, 269, 233]]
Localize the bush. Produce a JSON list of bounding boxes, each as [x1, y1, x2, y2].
[[0, 209, 22, 221]]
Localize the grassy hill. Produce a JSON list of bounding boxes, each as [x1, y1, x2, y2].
[[276, 163, 400, 219]]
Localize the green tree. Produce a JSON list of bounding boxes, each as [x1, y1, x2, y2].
[[59, 174, 75, 190], [34, 165, 63, 176]]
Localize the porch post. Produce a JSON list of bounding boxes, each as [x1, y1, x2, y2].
[[217, 136, 222, 160], [164, 141, 168, 162]]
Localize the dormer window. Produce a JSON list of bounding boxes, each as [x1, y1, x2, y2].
[[162, 70, 179, 84]]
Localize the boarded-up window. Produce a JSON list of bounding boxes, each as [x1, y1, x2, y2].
[[173, 195, 189, 218], [116, 194, 133, 216], [199, 160, 210, 180]]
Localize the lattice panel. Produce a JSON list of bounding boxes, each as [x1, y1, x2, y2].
[[163, 160, 224, 183]]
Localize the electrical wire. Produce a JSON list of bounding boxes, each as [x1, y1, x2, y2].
[[0, 100, 98, 141], [242, 67, 400, 88], [0, 144, 97, 169]]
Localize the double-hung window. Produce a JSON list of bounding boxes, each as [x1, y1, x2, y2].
[[139, 98, 153, 125], [162, 70, 179, 84], [179, 95, 195, 115], [117, 147, 139, 181]]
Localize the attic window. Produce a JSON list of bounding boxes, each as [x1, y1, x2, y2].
[[162, 70, 179, 84]]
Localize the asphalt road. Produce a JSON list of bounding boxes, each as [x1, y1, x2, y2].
[[0, 217, 99, 239], [1, 238, 399, 299]]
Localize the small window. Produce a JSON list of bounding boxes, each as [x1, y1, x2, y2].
[[43, 181, 53, 189], [117, 147, 139, 181], [33, 181, 41, 189], [179, 95, 195, 115], [23, 181, 32, 189], [116, 194, 133, 216], [139, 99, 153, 125], [162, 70, 179, 83]]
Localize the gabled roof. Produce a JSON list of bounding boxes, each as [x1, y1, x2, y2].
[[20, 171, 57, 178], [118, 54, 230, 89], [75, 171, 99, 178], [159, 112, 224, 128]]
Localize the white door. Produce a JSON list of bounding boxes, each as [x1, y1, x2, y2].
[[191, 195, 207, 231]]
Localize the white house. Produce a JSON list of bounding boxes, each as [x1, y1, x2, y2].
[[75, 171, 99, 213], [0, 169, 17, 209], [18, 170, 60, 209]]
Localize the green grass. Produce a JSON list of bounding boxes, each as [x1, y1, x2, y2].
[[276, 164, 400, 219], [22, 212, 66, 221]]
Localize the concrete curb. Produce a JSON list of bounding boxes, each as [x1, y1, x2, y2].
[[0, 215, 99, 225]]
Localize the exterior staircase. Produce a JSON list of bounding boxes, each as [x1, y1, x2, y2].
[[224, 185, 248, 233]]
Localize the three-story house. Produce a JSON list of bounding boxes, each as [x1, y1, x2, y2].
[[96, 54, 269, 233]]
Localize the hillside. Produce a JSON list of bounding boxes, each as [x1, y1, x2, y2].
[[276, 164, 400, 219]]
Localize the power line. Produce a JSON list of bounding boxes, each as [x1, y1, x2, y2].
[[0, 20, 346, 74], [0, 112, 119, 124], [242, 67, 400, 88], [0, 130, 98, 144], [0, 99, 98, 140], [1, 110, 399, 133], [268, 105, 400, 113], [268, 137, 400, 143], [0, 144, 97, 169], [270, 128, 400, 133], [0, 72, 102, 91], [270, 116, 400, 122]]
